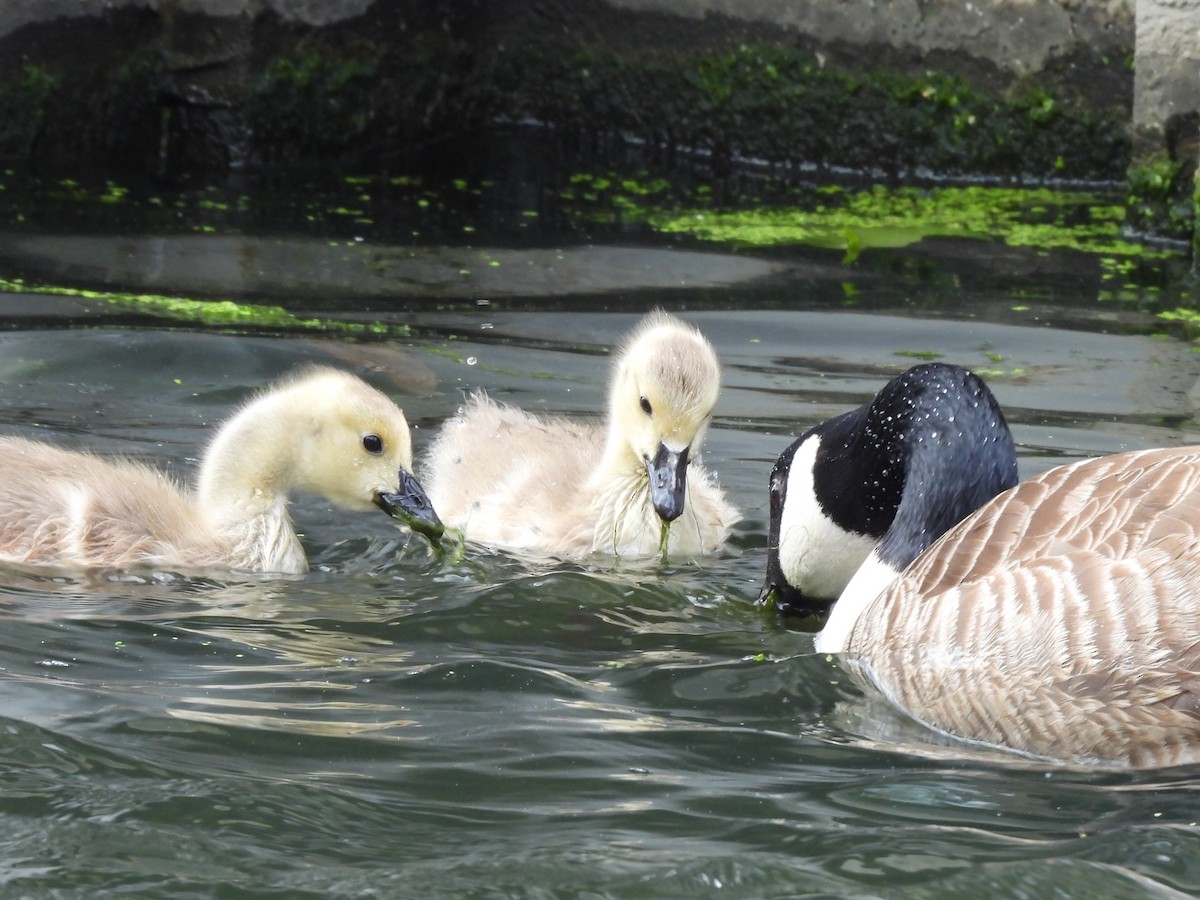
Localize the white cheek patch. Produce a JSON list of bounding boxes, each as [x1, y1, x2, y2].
[[778, 436, 878, 600]]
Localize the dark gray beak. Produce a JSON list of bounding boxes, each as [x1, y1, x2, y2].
[[758, 540, 836, 618], [758, 487, 830, 617], [375, 468, 444, 543], [646, 443, 689, 522]]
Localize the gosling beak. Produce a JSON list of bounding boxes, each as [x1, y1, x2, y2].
[[646, 443, 689, 522], [375, 468, 444, 542]]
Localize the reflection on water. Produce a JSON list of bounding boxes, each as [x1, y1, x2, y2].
[[0, 211, 1198, 896]]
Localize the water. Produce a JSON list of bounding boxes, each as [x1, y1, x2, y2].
[[0, 175, 1198, 897]]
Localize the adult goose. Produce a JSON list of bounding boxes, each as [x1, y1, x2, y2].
[[762, 364, 1200, 767], [0, 367, 443, 575], [422, 310, 739, 560]]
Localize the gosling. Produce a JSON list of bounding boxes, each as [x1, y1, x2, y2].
[[0, 367, 442, 575], [422, 310, 739, 561]]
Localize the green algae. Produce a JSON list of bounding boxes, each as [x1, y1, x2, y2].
[[1, 6, 1133, 189], [1157, 307, 1200, 343], [0, 65, 59, 158], [647, 185, 1145, 259], [246, 51, 381, 166], [0, 173, 467, 246], [9, 165, 1170, 275], [499, 41, 1128, 183], [3, 161, 1189, 334], [0, 50, 165, 172], [1195, 165, 1200, 268], [0, 278, 404, 335], [559, 171, 1167, 267], [560, 168, 1200, 331], [1126, 157, 1196, 243], [432, 526, 468, 566], [657, 519, 671, 566]]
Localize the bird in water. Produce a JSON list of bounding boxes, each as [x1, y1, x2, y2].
[[0, 366, 443, 575], [825, 443, 1200, 768], [763, 362, 1200, 767], [422, 310, 739, 561]]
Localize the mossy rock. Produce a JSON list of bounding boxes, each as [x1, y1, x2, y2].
[[489, 42, 1128, 182]]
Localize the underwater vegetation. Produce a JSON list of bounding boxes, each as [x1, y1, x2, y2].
[[559, 170, 1197, 336], [1125, 157, 1198, 245], [655, 185, 1133, 260], [0, 277, 405, 335], [0, 167, 1192, 334], [560, 172, 1147, 259]]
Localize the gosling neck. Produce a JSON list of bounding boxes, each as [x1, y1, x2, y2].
[[596, 372, 664, 498], [597, 417, 642, 483], [195, 392, 299, 528]]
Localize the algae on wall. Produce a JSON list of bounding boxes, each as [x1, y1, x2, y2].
[[1126, 155, 1198, 247], [1195, 165, 1200, 270], [485, 41, 1129, 183], [0, 2, 1132, 184]]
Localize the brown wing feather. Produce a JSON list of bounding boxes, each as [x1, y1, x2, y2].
[[848, 447, 1200, 767]]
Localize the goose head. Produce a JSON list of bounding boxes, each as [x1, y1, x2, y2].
[[758, 363, 1017, 618], [198, 368, 444, 542], [605, 312, 721, 522]]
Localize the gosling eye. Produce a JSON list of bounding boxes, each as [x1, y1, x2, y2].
[[362, 434, 384, 454], [639, 395, 653, 416]]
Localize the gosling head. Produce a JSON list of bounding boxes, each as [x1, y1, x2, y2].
[[213, 367, 444, 543], [607, 311, 721, 522]]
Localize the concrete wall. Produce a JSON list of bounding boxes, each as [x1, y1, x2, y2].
[[609, 0, 1133, 76], [0, 0, 372, 39], [1134, 0, 1200, 150]]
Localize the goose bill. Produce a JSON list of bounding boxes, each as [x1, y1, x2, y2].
[[756, 576, 825, 617], [757, 537, 830, 616], [376, 468, 445, 542], [647, 443, 688, 522]]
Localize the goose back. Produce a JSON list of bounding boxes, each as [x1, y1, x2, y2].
[[846, 446, 1200, 767], [0, 438, 214, 571], [423, 392, 736, 558], [422, 394, 604, 554]]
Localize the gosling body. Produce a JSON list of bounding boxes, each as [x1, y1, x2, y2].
[[423, 311, 738, 560]]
